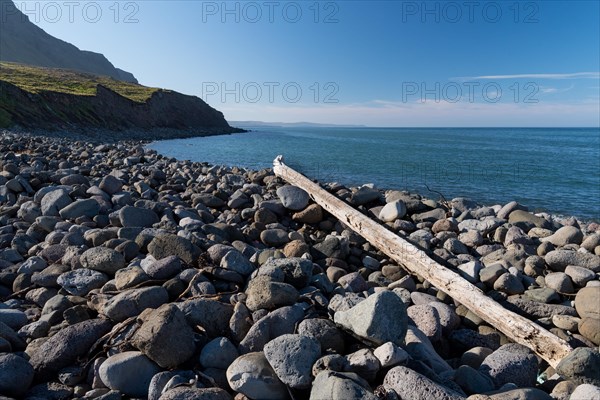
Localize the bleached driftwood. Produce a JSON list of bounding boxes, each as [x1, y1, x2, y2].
[[273, 155, 572, 368]]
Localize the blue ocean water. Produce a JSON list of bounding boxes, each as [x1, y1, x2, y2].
[[148, 127, 600, 221]]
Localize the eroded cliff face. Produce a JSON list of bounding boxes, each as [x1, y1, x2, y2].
[[0, 81, 236, 133], [0, 0, 138, 83]]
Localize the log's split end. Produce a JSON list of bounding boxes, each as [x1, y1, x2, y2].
[[272, 155, 574, 369]]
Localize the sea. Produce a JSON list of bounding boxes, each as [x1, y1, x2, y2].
[[148, 127, 600, 222]]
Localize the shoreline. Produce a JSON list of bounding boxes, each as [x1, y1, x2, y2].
[[1, 125, 247, 144], [0, 130, 599, 399]]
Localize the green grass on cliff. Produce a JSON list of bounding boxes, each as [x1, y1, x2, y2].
[[0, 62, 160, 103]]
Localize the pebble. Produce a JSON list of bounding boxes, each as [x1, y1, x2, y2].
[[276, 185, 310, 210], [310, 371, 377, 400], [226, 352, 288, 400], [383, 366, 465, 400], [0, 353, 34, 397], [556, 347, 600, 385], [479, 344, 538, 388], [575, 286, 600, 319], [334, 291, 408, 346], [99, 351, 161, 398], [30, 319, 112, 379], [80, 246, 126, 274], [264, 333, 321, 389], [57, 268, 108, 296], [569, 384, 600, 400], [200, 337, 239, 369], [245, 276, 299, 311], [379, 200, 407, 222], [102, 286, 169, 322], [131, 304, 196, 368]]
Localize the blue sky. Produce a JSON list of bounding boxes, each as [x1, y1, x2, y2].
[[18, 0, 600, 126]]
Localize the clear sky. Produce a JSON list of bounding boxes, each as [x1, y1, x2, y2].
[[19, 0, 600, 126]]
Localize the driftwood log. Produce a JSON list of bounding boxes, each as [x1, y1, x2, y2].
[[273, 155, 573, 368]]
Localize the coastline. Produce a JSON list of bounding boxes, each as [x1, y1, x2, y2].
[[1, 125, 247, 144], [0, 130, 599, 399]]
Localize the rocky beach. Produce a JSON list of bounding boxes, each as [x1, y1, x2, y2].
[[0, 130, 599, 400]]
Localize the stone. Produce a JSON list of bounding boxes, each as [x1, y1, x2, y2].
[[312, 235, 349, 260], [143, 255, 181, 280], [159, 387, 232, 400], [373, 341, 409, 368], [245, 276, 299, 311], [262, 257, 313, 288], [102, 287, 169, 322], [99, 351, 161, 398], [345, 348, 380, 382], [525, 288, 560, 303], [277, 185, 310, 210], [545, 250, 600, 272], [238, 305, 304, 353], [283, 240, 310, 258], [479, 344, 538, 388], [457, 260, 483, 284], [565, 265, 596, 287], [556, 347, 600, 385], [543, 226, 584, 247], [59, 198, 100, 219], [200, 337, 239, 369], [29, 319, 111, 379], [497, 201, 520, 220], [132, 304, 195, 368], [40, 189, 72, 216], [508, 210, 552, 230], [575, 287, 600, 319], [226, 352, 288, 400], [570, 384, 600, 400], [80, 247, 126, 274], [57, 268, 108, 296], [334, 291, 408, 346], [461, 347, 494, 369], [379, 201, 407, 222], [493, 272, 525, 295], [0, 308, 28, 330], [147, 234, 201, 266], [260, 229, 289, 247], [293, 204, 323, 224], [455, 364, 495, 395], [298, 318, 345, 354], [263, 333, 321, 389], [552, 315, 581, 331], [177, 298, 233, 338], [0, 354, 34, 397], [412, 208, 446, 224], [310, 371, 377, 400], [220, 250, 254, 276], [351, 186, 381, 205], [99, 175, 123, 195], [383, 366, 465, 400], [405, 325, 453, 375], [579, 317, 600, 345], [444, 238, 469, 255], [115, 266, 149, 290], [119, 206, 159, 227], [544, 272, 575, 294], [433, 219, 459, 234], [407, 304, 442, 342]]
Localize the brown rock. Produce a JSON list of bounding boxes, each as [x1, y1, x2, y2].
[[579, 318, 600, 345], [292, 204, 323, 224]]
